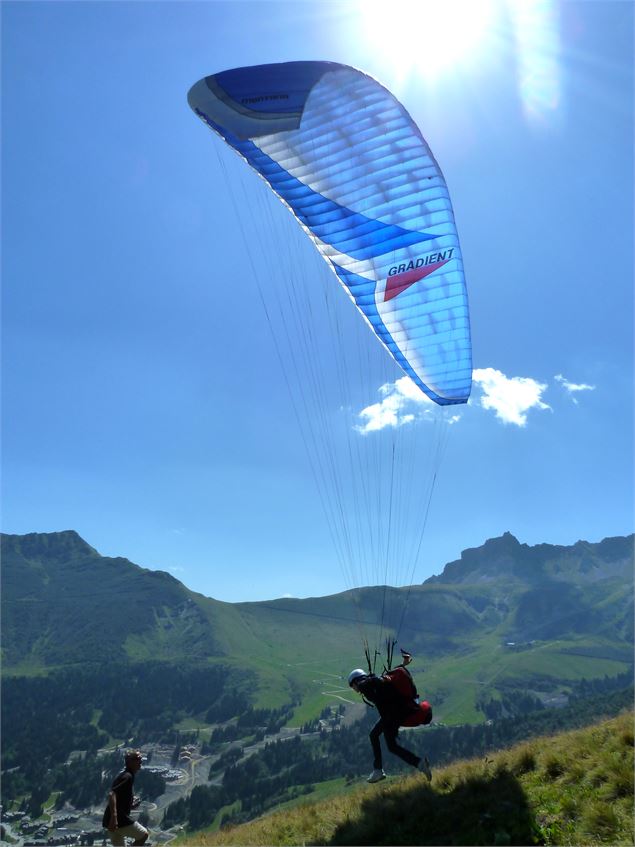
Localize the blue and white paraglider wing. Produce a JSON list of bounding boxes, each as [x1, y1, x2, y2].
[[188, 61, 471, 405]]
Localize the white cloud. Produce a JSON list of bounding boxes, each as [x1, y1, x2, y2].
[[356, 367, 556, 432], [355, 376, 436, 433], [168, 565, 185, 573], [554, 374, 596, 404], [472, 367, 550, 426]]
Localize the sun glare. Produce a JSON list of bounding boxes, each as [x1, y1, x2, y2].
[[508, 0, 561, 123], [358, 0, 497, 82], [357, 0, 562, 125]]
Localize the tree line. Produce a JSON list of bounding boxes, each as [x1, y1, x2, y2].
[[1, 661, 248, 810]]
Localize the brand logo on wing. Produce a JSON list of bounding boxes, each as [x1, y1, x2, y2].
[[384, 248, 455, 302], [241, 94, 289, 104]]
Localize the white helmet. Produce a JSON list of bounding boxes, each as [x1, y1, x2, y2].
[[348, 668, 367, 686]]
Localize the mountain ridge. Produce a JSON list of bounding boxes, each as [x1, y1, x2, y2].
[[426, 530, 634, 586], [5, 527, 633, 598]]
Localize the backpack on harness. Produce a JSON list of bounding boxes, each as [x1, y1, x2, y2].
[[383, 666, 417, 699], [383, 666, 433, 727]]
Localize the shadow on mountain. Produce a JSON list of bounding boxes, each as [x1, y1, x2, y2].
[[327, 769, 541, 846]]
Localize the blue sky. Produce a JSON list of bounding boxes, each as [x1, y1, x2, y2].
[[2, 1, 633, 603]]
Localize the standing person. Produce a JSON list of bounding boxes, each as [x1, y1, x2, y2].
[[102, 750, 149, 846], [348, 668, 432, 783]]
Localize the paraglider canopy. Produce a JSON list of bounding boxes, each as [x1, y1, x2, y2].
[[188, 61, 472, 406]]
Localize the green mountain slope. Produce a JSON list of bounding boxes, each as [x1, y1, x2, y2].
[[1, 531, 238, 668], [2, 530, 632, 722], [176, 711, 635, 846], [426, 533, 634, 644]]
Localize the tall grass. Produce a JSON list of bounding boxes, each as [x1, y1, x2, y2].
[[176, 711, 634, 846]]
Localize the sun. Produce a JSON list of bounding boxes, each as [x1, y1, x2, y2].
[[358, 0, 498, 83]]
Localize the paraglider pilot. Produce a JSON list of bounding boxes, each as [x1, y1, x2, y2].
[[348, 656, 432, 784]]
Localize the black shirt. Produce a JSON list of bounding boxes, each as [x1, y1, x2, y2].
[[357, 674, 412, 725], [102, 768, 135, 828]]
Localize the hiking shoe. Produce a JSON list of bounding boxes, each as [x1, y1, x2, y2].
[[367, 768, 386, 783], [419, 756, 432, 781]]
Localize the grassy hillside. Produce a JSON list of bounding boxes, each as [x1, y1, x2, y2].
[[176, 711, 634, 846]]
